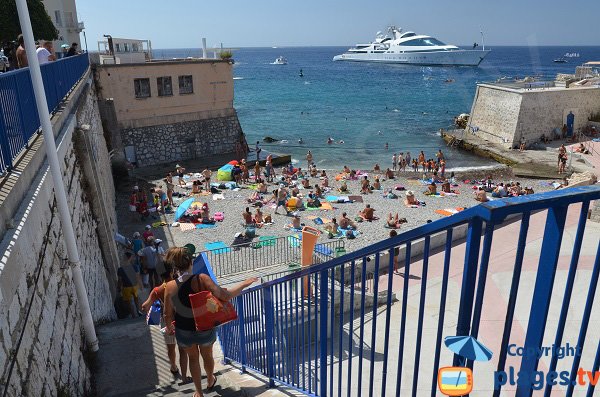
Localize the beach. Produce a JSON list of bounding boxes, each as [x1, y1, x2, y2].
[[117, 163, 558, 267]]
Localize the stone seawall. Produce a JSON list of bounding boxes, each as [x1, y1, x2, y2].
[[468, 84, 600, 148], [0, 74, 116, 396], [122, 112, 246, 167]]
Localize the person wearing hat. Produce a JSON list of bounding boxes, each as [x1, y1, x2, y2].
[[143, 225, 154, 243], [404, 190, 419, 207], [131, 232, 144, 280]]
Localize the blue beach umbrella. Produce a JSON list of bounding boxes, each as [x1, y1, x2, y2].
[[444, 335, 493, 362], [174, 198, 195, 221]]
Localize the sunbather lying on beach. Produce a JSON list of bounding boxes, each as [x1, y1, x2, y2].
[[253, 208, 264, 224], [324, 218, 339, 234]]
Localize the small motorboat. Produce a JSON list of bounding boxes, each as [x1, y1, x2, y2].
[[272, 56, 288, 65], [553, 57, 567, 63]]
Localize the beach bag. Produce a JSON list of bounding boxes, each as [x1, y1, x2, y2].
[[146, 300, 162, 325], [214, 212, 224, 221], [189, 291, 238, 331]]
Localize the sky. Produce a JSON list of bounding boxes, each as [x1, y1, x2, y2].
[[76, 0, 600, 49]]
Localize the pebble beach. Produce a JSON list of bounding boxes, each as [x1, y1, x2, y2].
[[118, 163, 559, 262]]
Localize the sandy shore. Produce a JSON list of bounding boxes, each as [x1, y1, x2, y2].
[[116, 164, 558, 259]]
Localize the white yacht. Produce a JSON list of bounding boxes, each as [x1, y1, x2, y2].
[[333, 26, 490, 66], [272, 56, 288, 65]]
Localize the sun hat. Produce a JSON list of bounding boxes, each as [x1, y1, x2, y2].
[[406, 190, 414, 197], [184, 243, 196, 256], [133, 185, 139, 191], [145, 225, 151, 230], [133, 232, 140, 238], [155, 239, 162, 244]]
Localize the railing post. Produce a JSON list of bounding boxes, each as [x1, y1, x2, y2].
[[516, 206, 568, 397], [454, 218, 483, 367], [263, 286, 276, 388], [319, 269, 328, 397], [0, 103, 12, 172], [236, 297, 247, 373]]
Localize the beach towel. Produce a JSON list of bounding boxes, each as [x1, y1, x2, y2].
[[212, 194, 225, 200], [288, 235, 302, 248], [256, 236, 277, 248], [204, 241, 231, 254], [196, 223, 217, 229], [152, 221, 166, 228], [179, 223, 196, 232], [435, 207, 465, 217], [347, 195, 363, 203], [325, 195, 338, 202]]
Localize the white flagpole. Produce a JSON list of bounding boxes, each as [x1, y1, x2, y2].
[[15, 0, 99, 352]]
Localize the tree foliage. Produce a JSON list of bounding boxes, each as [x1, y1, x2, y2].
[[0, 0, 58, 43]]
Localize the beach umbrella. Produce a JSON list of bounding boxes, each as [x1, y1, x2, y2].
[[61, 44, 70, 49], [174, 198, 195, 221], [444, 335, 493, 362]]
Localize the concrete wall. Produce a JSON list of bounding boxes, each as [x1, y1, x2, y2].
[[468, 84, 600, 148], [94, 60, 233, 129], [0, 73, 116, 396]]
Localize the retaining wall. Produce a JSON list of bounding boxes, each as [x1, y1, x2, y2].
[[0, 73, 117, 396]]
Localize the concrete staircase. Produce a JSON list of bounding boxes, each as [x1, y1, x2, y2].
[[93, 316, 293, 397]]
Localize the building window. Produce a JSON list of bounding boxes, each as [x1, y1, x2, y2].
[[179, 75, 193, 94], [134, 78, 151, 98], [64, 11, 74, 28], [157, 77, 173, 96], [54, 11, 62, 27]]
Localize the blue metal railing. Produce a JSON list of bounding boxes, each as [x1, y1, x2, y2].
[[0, 54, 89, 174], [218, 186, 600, 396]]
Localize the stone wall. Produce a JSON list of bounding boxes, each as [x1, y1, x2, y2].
[[467, 85, 522, 146], [0, 75, 116, 396], [468, 84, 600, 148], [122, 111, 246, 167]]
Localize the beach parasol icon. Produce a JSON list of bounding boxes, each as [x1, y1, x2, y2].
[[444, 335, 493, 363], [174, 197, 195, 221], [442, 335, 492, 391]]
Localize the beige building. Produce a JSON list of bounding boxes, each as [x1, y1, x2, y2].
[[41, 0, 83, 55], [94, 58, 247, 166]]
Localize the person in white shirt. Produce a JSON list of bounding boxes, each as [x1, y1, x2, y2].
[[36, 41, 55, 65]]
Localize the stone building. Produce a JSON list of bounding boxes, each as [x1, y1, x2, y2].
[[93, 56, 248, 167], [466, 83, 600, 148]]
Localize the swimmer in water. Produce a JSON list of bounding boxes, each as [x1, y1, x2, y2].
[[298, 138, 304, 144], [327, 137, 334, 144], [339, 140, 344, 144]]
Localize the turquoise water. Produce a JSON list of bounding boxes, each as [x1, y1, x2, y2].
[[155, 46, 600, 169]]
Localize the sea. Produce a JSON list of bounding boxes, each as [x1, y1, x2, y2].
[[153, 46, 600, 170]]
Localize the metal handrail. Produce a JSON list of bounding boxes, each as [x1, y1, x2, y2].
[[219, 185, 600, 396], [0, 53, 89, 173]]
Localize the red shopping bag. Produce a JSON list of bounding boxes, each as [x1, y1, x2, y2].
[[189, 291, 238, 331]]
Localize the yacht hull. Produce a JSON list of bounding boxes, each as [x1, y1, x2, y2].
[[333, 50, 490, 66]]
